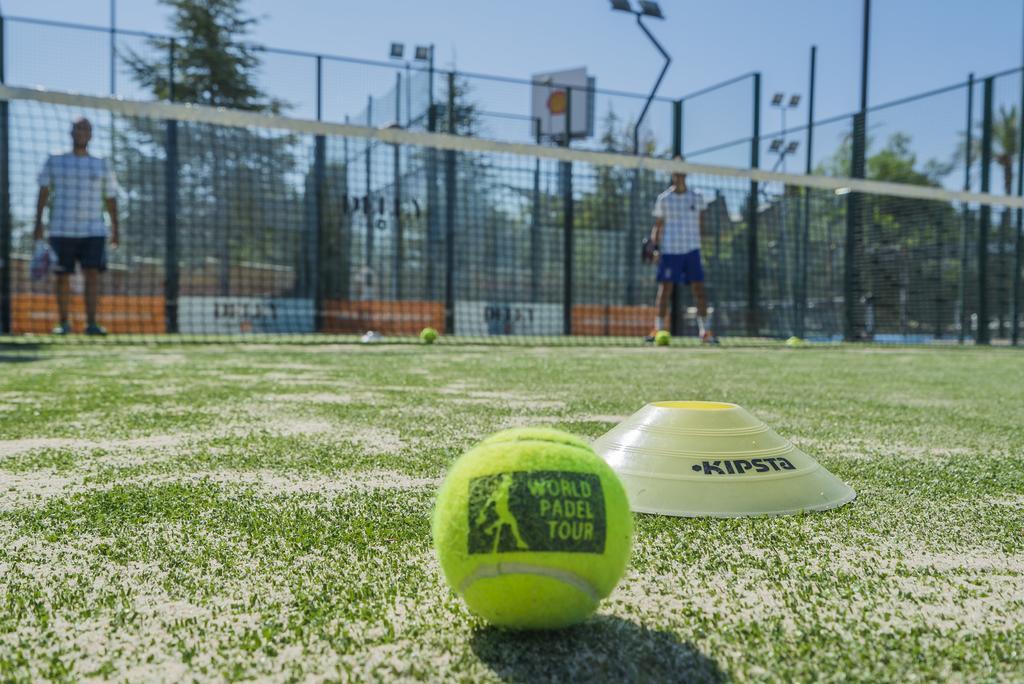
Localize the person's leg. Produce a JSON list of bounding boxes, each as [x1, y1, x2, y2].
[[55, 273, 71, 326], [80, 237, 108, 334], [84, 268, 99, 327], [691, 281, 708, 335], [655, 281, 673, 331]]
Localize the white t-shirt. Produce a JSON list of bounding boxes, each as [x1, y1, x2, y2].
[[38, 153, 119, 238], [653, 186, 705, 255]]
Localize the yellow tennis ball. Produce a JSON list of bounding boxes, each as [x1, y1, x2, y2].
[[420, 327, 438, 344], [432, 427, 633, 630], [655, 329, 671, 346]]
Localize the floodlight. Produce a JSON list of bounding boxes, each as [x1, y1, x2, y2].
[[789, 94, 801, 107], [414, 45, 430, 61], [771, 92, 784, 106], [769, 139, 783, 152], [610, 0, 633, 12], [638, 1, 664, 18], [389, 42, 404, 59], [785, 141, 799, 154]]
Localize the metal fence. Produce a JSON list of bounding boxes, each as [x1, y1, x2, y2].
[[0, 13, 1021, 344]]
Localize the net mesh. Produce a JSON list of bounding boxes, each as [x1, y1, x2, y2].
[[1, 85, 1021, 343]]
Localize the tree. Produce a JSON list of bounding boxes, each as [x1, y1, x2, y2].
[[120, 0, 300, 299], [123, 0, 284, 112]]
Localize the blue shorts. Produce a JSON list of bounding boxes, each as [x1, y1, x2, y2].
[[50, 237, 107, 274], [656, 249, 704, 284]]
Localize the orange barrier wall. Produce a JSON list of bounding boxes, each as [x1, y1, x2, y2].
[[322, 300, 445, 335], [572, 304, 656, 337], [12, 295, 166, 334]]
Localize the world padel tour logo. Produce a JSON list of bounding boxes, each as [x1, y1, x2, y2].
[[690, 457, 797, 475], [467, 471, 605, 555]]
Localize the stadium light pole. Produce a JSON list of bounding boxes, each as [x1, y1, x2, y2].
[[769, 93, 800, 173], [611, 1, 670, 155]]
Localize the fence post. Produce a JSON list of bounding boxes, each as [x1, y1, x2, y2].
[[443, 71, 456, 335], [530, 118, 541, 304], [0, 15, 10, 334], [798, 46, 816, 340], [746, 73, 761, 337], [670, 99, 683, 336], [977, 77, 994, 345], [312, 55, 326, 332], [1015, 66, 1024, 345], [426, 100, 438, 300], [562, 87, 574, 336], [364, 95, 374, 272], [393, 71, 403, 301], [959, 74, 974, 344], [845, 111, 867, 341], [163, 40, 179, 334]]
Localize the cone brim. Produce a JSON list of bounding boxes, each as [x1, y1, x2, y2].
[[593, 401, 856, 518]]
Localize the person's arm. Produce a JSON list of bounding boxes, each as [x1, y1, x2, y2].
[[652, 217, 665, 245], [104, 160, 120, 247], [699, 209, 707, 240], [105, 197, 119, 247], [34, 187, 49, 240]]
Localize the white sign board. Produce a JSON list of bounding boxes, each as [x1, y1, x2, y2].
[[179, 297, 315, 334], [531, 67, 595, 141], [454, 301, 562, 336]]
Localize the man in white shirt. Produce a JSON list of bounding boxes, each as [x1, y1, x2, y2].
[[33, 117, 120, 335], [647, 162, 717, 344]]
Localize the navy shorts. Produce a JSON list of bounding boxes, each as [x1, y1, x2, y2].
[[50, 237, 107, 274], [657, 249, 704, 284]]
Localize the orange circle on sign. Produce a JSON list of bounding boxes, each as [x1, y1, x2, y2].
[[547, 90, 567, 115]]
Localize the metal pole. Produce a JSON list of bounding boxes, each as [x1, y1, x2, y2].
[[530, 118, 541, 304], [860, 0, 871, 113], [1013, 16, 1024, 345], [670, 99, 682, 336], [798, 45, 816, 339], [393, 71, 403, 300], [562, 87, 574, 336], [110, 0, 116, 95], [0, 15, 10, 334], [365, 95, 373, 271], [444, 71, 456, 335], [163, 39, 178, 333], [959, 74, 974, 344], [632, 13, 671, 155], [977, 77, 993, 345], [316, 55, 322, 122], [846, 0, 870, 341], [747, 73, 761, 337]]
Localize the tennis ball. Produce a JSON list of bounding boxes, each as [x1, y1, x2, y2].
[[432, 427, 632, 630], [420, 327, 438, 344], [786, 335, 804, 347], [655, 329, 671, 346]]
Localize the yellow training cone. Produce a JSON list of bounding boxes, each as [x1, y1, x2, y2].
[[593, 401, 855, 517]]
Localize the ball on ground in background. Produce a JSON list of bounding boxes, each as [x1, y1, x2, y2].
[[786, 336, 804, 347], [420, 327, 439, 344], [432, 427, 633, 630], [655, 329, 671, 346]]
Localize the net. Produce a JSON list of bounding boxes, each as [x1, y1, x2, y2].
[[1, 84, 1021, 344]]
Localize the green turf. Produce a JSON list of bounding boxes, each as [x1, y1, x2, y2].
[[1, 343, 1021, 681]]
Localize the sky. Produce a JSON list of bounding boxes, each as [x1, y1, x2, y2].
[[2, 0, 1023, 181]]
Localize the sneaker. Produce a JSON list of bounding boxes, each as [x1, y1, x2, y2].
[[643, 329, 658, 344], [701, 331, 720, 345], [85, 323, 108, 336], [52, 321, 72, 335]]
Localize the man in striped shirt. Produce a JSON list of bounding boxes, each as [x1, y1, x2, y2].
[[33, 117, 120, 335], [647, 163, 717, 344]]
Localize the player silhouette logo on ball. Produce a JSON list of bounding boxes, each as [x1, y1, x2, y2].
[[474, 473, 530, 553]]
